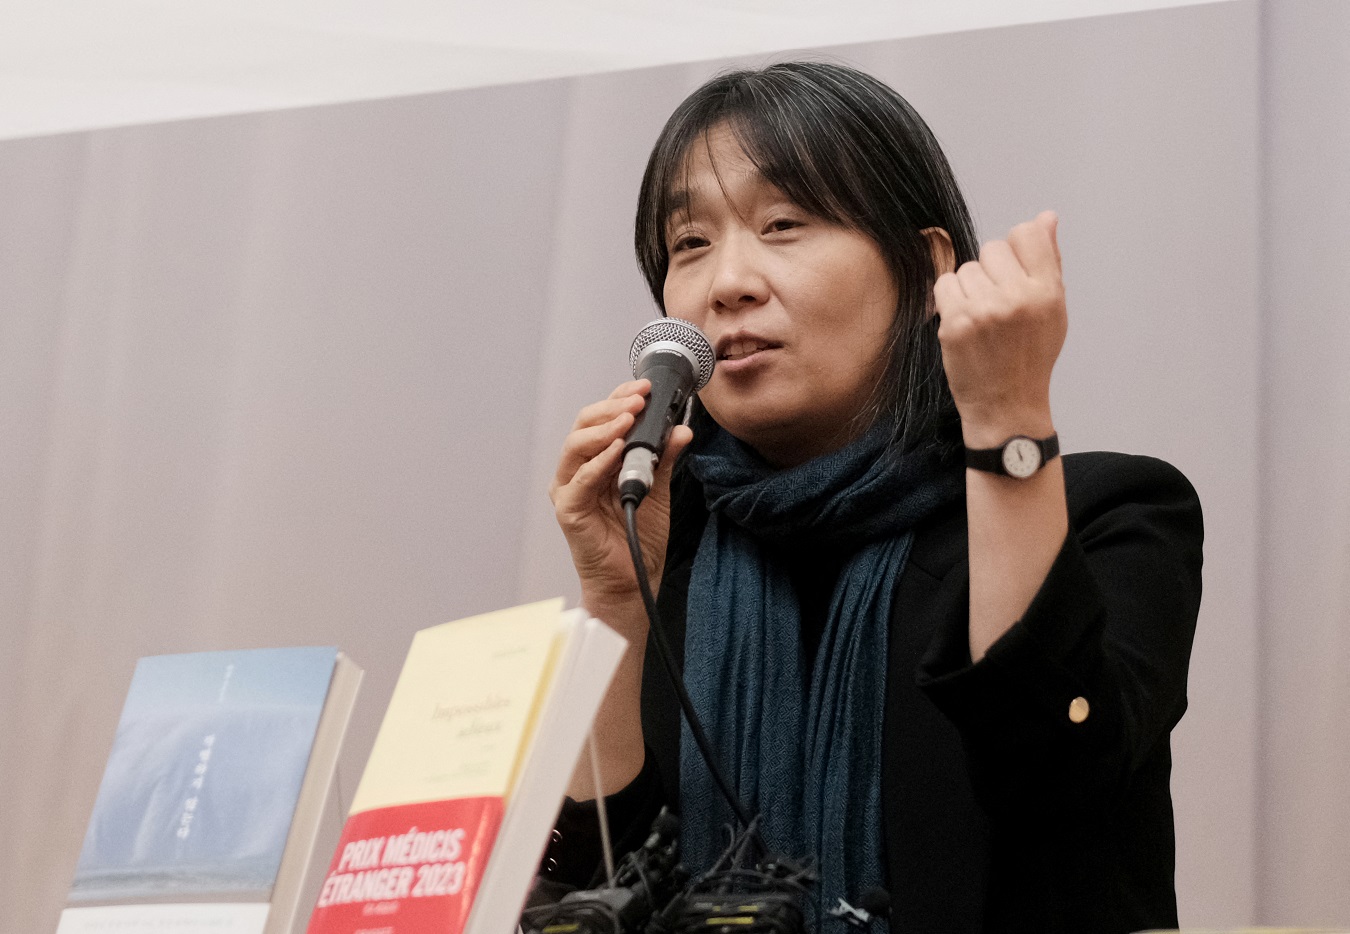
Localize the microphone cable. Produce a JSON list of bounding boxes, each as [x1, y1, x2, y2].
[[620, 499, 754, 834]]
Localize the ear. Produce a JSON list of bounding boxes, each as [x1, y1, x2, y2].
[[921, 227, 956, 277]]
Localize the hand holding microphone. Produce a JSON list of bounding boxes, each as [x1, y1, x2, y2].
[[548, 318, 714, 616]]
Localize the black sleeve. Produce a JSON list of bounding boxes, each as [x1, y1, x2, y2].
[[915, 453, 1204, 818], [536, 754, 668, 890]]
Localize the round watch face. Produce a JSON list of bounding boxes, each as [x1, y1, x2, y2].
[[1001, 437, 1043, 479]]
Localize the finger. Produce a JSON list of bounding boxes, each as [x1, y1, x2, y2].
[[572, 392, 646, 431], [647, 425, 694, 501], [568, 379, 648, 430], [555, 412, 634, 488], [955, 259, 999, 303], [976, 239, 1026, 286], [669, 422, 694, 453], [1007, 213, 1061, 280], [1041, 210, 1062, 269], [556, 437, 626, 512], [658, 425, 694, 476], [642, 427, 694, 533], [932, 270, 965, 317], [608, 378, 649, 400]]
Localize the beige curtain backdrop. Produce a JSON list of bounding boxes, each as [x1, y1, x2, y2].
[[1257, 0, 1350, 924], [1, 1, 1345, 930]]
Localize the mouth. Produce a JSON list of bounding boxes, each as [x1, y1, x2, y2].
[[715, 335, 781, 362]]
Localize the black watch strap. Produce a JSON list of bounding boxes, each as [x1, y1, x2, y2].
[[964, 433, 1060, 478]]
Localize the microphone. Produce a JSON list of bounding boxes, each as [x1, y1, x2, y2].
[[617, 318, 715, 506]]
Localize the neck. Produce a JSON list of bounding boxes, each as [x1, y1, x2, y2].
[[744, 417, 872, 469]]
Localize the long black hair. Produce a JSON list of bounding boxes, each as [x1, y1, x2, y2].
[[634, 61, 979, 456]]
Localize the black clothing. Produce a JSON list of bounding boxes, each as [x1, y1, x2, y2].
[[545, 451, 1203, 934]]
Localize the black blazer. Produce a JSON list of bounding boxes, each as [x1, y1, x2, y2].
[[547, 451, 1203, 934]]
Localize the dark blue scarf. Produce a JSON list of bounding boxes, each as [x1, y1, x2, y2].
[[680, 421, 961, 933]]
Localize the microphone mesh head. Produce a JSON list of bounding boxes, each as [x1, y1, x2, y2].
[[628, 318, 715, 390]]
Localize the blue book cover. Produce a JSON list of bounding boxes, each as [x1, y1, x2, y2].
[[70, 646, 340, 904]]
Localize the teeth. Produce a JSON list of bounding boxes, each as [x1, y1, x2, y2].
[[723, 339, 769, 360]]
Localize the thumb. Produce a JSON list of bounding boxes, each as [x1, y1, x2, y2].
[[1039, 209, 1061, 267], [661, 425, 694, 473], [650, 425, 693, 496]]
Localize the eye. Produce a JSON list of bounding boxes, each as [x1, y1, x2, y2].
[[670, 233, 708, 253], [766, 217, 803, 234]]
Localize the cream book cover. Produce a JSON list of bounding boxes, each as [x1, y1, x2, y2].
[[350, 598, 569, 814], [307, 598, 620, 934]]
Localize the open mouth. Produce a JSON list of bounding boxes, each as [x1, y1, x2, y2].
[[716, 337, 780, 362]]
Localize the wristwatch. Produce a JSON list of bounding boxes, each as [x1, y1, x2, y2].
[[964, 433, 1060, 479]]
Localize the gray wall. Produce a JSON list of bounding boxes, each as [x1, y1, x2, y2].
[[4, 1, 1343, 930], [1258, 0, 1350, 925]]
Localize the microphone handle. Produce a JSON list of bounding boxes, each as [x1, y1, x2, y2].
[[619, 353, 694, 504], [625, 356, 693, 454]]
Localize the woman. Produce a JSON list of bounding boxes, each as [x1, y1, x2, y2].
[[545, 62, 1202, 934]]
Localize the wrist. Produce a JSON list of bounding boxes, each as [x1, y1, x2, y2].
[[579, 586, 651, 637], [959, 407, 1055, 449]]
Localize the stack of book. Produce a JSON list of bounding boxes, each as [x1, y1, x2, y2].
[[61, 599, 625, 934]]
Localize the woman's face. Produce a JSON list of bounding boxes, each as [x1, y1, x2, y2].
[[662, 125, 899, 467]]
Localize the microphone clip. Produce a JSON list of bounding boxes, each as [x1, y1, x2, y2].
[[827, 888, 891, 930]]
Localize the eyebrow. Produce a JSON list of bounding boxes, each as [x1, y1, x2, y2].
[[662, 189, 691, 230]]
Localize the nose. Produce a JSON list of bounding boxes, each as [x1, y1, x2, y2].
[[708, 233, 769, 314]]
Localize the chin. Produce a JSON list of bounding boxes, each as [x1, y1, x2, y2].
[[707, 411, 802, 463]]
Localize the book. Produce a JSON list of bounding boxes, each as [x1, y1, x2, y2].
[[58, 646, 364, 934], [305, 598, 627, 934]]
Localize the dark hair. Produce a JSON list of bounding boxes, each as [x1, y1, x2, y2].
[[634, 61, 978, 454]]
